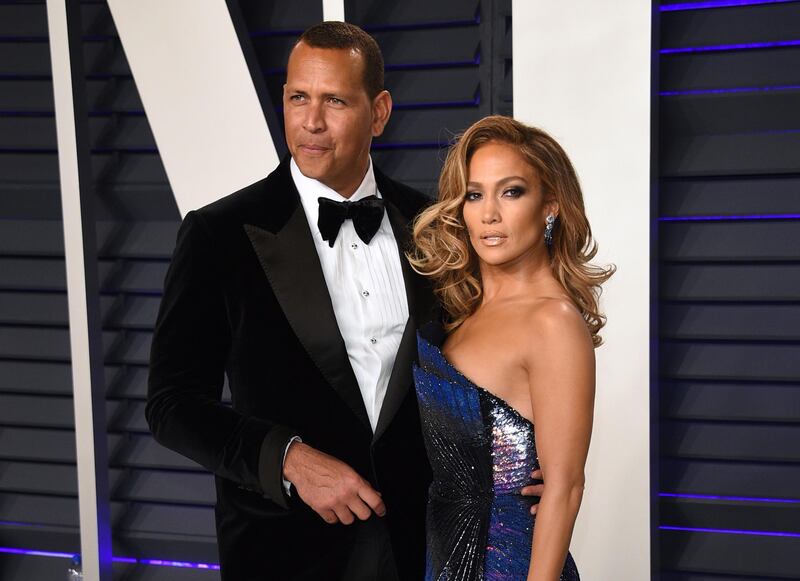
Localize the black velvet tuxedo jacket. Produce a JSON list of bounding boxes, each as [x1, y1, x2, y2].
[[146, 157, 435, 580]]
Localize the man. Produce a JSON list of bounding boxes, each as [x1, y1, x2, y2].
[[147, 22, 435, 580]]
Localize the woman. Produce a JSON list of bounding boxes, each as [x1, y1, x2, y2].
[[408, 115, 614, 580]]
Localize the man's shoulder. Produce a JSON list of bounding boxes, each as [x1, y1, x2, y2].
[[192, 161, 294, 230]]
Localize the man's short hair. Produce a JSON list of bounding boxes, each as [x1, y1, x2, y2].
[[296, 21, 384, 99]]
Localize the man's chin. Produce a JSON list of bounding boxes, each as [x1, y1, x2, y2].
[[293, 157, 329, 180]]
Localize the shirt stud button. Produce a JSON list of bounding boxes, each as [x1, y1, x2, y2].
[[351, 243, 358, 250], [370, 337, 377, 344], [362, 290, 370, 297]]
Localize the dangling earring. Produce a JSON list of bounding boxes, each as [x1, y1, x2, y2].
[[544, 214, 555, 248]]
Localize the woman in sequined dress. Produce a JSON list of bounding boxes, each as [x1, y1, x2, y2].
[[408, 116, 614, 580]]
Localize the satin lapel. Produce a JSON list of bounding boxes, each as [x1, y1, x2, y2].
[[373, 200, 434, 442], [244, 203, 371, 430]]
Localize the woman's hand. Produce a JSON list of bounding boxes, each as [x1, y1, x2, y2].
[[521, 468, 545, 514]]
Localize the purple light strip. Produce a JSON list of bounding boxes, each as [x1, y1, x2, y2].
[[660, 83, 800, 96], [139, 559, 220, 570], [660, 525, 800, 538], [661, 0, 800, 11], [0, 547, 73, 559], [660, 492, 800, 503], [661, 39, 800, 54], [659, 213, 800, 221], [0, 547, 220, 570]]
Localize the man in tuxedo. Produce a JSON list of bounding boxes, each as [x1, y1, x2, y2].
[[147, 22, 435, 581]]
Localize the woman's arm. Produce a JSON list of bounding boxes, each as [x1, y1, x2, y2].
[[523, 299, 595, 581]]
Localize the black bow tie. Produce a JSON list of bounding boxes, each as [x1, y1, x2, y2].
[[317, 195, 385, 248]]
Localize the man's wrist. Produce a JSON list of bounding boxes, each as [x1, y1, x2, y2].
[[282, 436, 302, 492]]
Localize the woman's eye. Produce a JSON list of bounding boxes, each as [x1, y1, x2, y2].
[[465, 191, 481, 201], [503, 187, 524, 198]]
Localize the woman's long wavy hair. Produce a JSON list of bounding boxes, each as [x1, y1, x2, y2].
[[408, 115, 615, 347]]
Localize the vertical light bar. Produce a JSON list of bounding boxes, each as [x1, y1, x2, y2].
[[512, 2, 652, 579], [45, 1, 112, 580], [322, 0, 346, 21]]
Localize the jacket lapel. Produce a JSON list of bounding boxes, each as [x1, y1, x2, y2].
[[244, 161, 371, 430], [373, 180, 435, 442]]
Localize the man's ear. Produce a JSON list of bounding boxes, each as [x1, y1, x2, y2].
[[371, 90, 392, 138]]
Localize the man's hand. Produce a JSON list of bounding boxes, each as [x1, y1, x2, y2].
[[283, 441, 386, 525], [521, 468, 544, 515]]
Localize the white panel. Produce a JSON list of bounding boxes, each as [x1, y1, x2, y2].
[[513, 2, 652, 579], [107, 0, 280, 217], [323, 0, 346, 22], [46, 2, 112, 580]]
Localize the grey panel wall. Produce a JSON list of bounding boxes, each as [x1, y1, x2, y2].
[[0, 2, 80, 580], [657, 1, 800, 579], [1, 0, 217, 579]]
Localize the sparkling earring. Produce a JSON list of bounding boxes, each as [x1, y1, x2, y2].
[[544, 214, 555, 248]]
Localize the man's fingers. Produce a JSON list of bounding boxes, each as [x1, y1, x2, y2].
[[521, 484, 544, 497], [319, 509, 338, 524], [348, 496, 373, 521], [332, 505, 356, 525], [358, 485, 387, 517]]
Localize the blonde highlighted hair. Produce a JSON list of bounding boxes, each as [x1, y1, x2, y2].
[[408, 115, 615, 347]]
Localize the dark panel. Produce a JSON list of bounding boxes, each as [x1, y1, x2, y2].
[[660, 529, 800, 579], [0, 427, 76, 463], [379, 108, 480, 146], [661, 3, 800, 49], [660, 304, 800, 341], [0, 220, 180, 259], [0, 460, 78, 496], [0, 361, 73, 395], [112, 469, 215, 506], [661, 131, 800, 177], [0, 494, 78, 527], [660, 221, 800, 261], [661, 381, 800, 423], [661, 342, 800, 382], [661, 458, 800, 499], [660, 176, 800, 217], [661, 47, 800, 92], [0, 554, 79, 581], [0, 258, 167, 294], [347, 0, 479, 26], [661, 496, 800, 534], [238, 0, 322, 31], [660, 90, 800, 136], [661, 420, 800, 462], [661, 264, 800, 301], [385, 68, 479, 105]]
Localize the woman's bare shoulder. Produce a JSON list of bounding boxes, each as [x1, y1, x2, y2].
[[509, 296, 593, 362]]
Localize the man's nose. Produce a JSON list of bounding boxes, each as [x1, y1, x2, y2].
[[303, 102, 325, 133]]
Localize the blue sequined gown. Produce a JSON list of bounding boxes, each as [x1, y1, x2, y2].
[[413, 327, 580, 581]]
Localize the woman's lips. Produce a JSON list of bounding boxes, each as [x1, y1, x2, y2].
[[479, 233, 507, 246]]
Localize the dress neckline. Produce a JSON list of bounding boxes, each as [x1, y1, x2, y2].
[[420, 335, 535, 430]]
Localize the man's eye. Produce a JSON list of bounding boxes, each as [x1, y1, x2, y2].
[[289, 94, 305, 102], [328, 97, 344, 105]]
